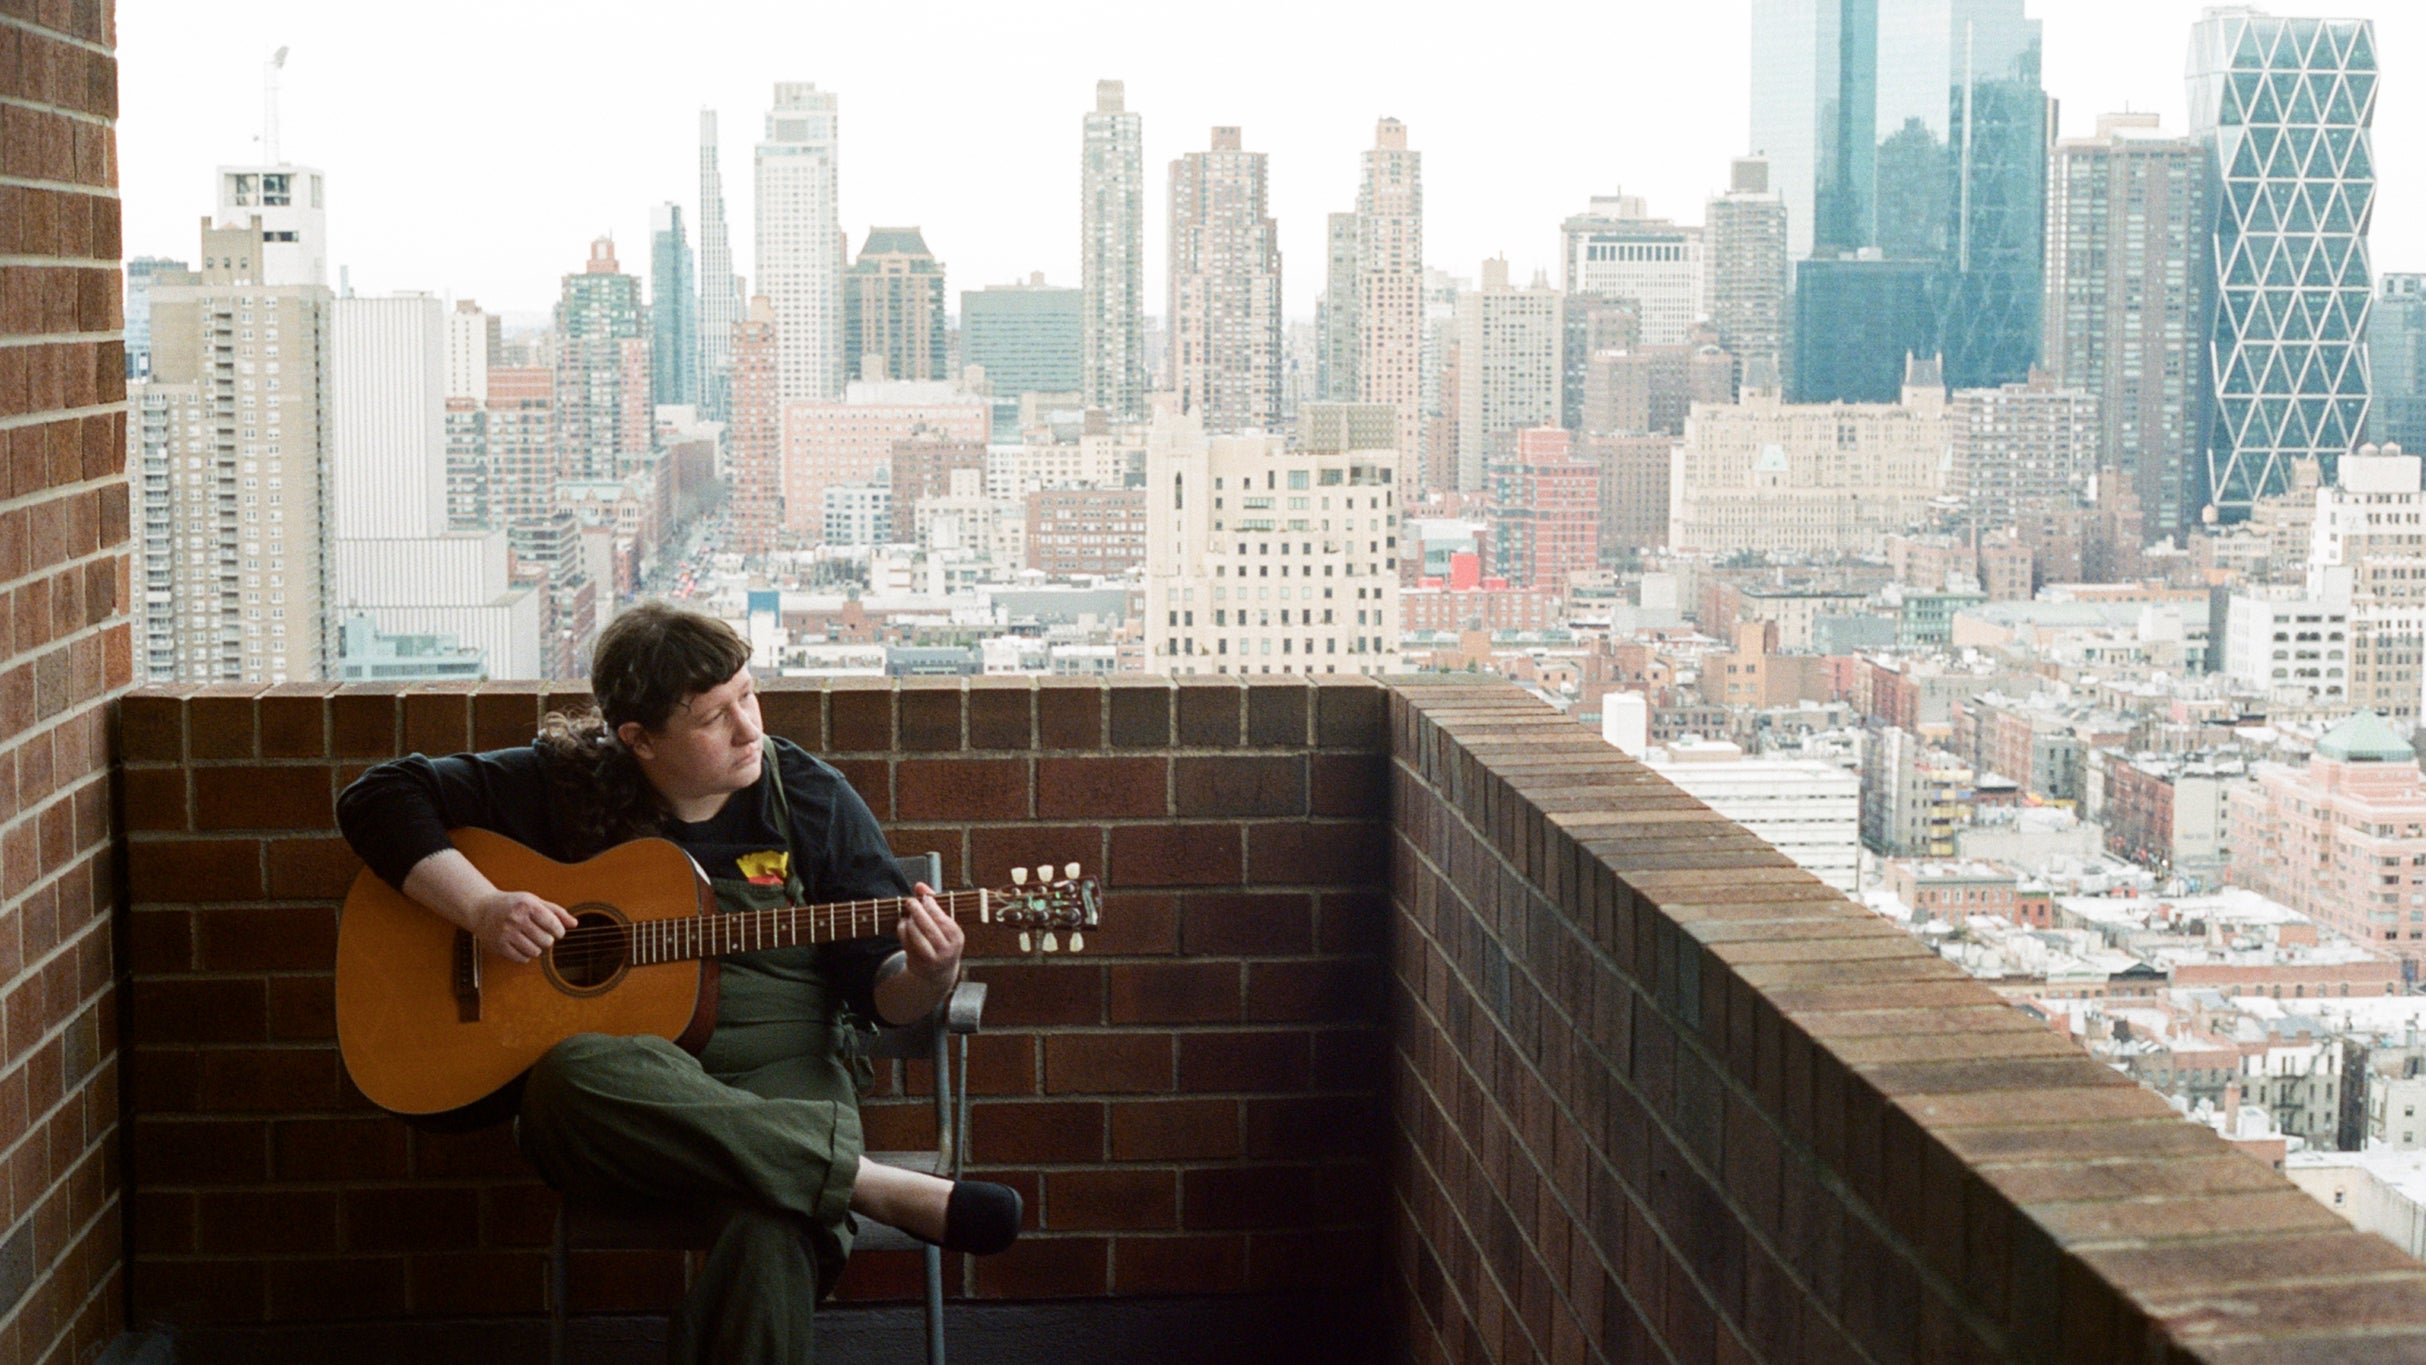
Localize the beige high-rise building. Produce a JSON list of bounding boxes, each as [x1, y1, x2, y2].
[[1948, 371, 2101, 531], [1560, 191, 1705, 346], [1705, 156, 1789, 393], [1669, 357, 1950, 557], [131, 218, 333, 682], [1168, 127, 1283, 435], [1355, 118, 1424, 488], [1454, 258, 1563, 493], [1143, 411, 1399, 676], [1081, 80, 1145, 421], [1316, 211, 1359, 403]]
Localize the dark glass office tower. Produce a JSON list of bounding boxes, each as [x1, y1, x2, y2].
[[1751, 0, 2046, 398], [1792, 258, 1935, 404]]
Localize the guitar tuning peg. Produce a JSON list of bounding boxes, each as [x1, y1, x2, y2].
[[1042, 931, 1059, 953], [1063, 862, 1080, 880], [1011, 867, 1028, 885], [1069, 931, 1085, 952], [1034, 863, 1052, 885], [1019, 930, 1033, 952]]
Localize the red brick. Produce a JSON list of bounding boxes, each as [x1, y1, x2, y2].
[[1108, 823, 1243, 889], [401, 687, 473, 756], [1175, 679, 1244, 747], [896, 681, 962, 751], [197, 1047, 340, 1112], [1311, 752, 1388, 817], [1245, 684, 1309, 746], [470, 687, 541, 752], [1037, 755, 1167, 819], [1183, 1164, 1370, 1230], [266, 974, 335, 1042], [1046, 1168, 1176, 1231], [409, 1250, 547, 1314], [971, 1234, 1109, 1298], [1044, 1032, 1173, 1094], [196, 1189, 337, 1254], [564, 1247, 686, 1312], [126, 837, 261, 902], [412, 1123, 525, 1178], [129, 1117, 266, 1184], [1181, 891, 1315, 956], [964, 961, 1101, 1027], [1036, 680, 1103, 748], [1246, 820, 1387, 886], [132, 1258, 264, 1324], [1109, 1098, 1240, 1161], [341, 1185, 482, 1253], [969, 1100, 1105, 1163], [966, 680, 1033, 750], [196, 906, 334, 971], [1246, 959, 1381, 1024], [895, 757, 1029, 821], [128, 976, 263, 1045], [1244, 1096, 1376, 1161], [117, 694, 181, 762], [1113, 1232, 1248, 1294], [1108, 961, 1241, 1024], [968, 825, 1105, 897], [266, 836, 361, 900], [328, 687, 400, 758], [186, 687, 260, 760], [1175, 755, 1307, 817], [1076, 890, 1177, 957], [1109, 681, 1172, 747], [1249, 1227, 1379, 1292], [827, 682, 893, 752], [266, 1255, 408, 1322], [191, 764, 333, 831], [118, 766, 184, 831], [1178, 1031, 1314, 1093], [273, 1117, 407, 1181]]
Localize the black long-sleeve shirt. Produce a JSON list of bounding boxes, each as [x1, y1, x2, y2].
[[335, 736, 908, 1022]]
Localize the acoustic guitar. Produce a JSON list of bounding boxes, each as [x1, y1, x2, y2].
[[334, 827, 1099, 1120]]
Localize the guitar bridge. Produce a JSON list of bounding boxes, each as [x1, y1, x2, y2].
[[453, 929, 482, 1023]]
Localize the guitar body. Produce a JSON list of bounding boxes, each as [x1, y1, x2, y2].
[[335, 828, 719, 1120]]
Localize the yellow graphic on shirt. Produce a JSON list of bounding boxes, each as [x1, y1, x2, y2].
[[737, 849, 791, 887]]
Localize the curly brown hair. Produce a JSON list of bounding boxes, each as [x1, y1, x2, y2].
[[534, 601, 755, 855]]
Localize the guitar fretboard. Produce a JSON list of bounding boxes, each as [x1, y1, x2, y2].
[[558, 888, 996, 966]]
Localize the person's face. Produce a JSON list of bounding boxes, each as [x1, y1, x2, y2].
[[621, 667, 764, 811]]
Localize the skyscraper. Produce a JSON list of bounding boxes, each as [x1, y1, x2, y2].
[[756, 83, 843, 401], [1706, 156, 1790, 392], [843, 227, 948, 384], [1792, 257, 1936, 404], [730, 296, 782, 555], [2190, 9, 2377, 515], [1561, 191, 1704, 347], [553, 238, 648, 480], [1168, 126, 1283, 435], [649, 202, 700, 410], [697, 108, 742, 421], [1455, 258, 1564, 493], [2373, 275, 2426, 455], [2043, 114, 2208, 537], [132, 219, 333, 682], [962, 276, 1083, 429], [1080, 80, 1145, 420], [124, 255, 187, 380], [1355, 118, 1424, 478], [1749, 0, 2046, 390], [1317, 212, 1360, 403]]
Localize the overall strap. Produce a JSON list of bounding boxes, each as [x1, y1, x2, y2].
[[760, 737, 809, 904]]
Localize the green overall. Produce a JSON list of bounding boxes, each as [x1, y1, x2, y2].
[[518, 741, 877, 1364]]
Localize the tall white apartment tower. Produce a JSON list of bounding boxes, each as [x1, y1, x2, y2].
[[755, 83, 843, 401], [1168, 127, 1284, 435], [213, 162, 327, 287], [1355, 117, 1424, 483], [1455, 258, 1565, 492], [1143, 411, 1399, 676], [1561, 191, 1704, 346], [132, 219, 334, 682], [697, 108, 742, 421], [1080, 80, 1145, 421]]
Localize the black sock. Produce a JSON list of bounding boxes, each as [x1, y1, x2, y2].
[[940, 1181, 1022, 1255]]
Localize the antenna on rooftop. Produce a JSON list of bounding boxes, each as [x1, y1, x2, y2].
[[263, 46, 289, 164]]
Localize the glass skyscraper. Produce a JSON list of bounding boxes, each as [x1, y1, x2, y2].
[[2190, 11, 2377, 515], [649, 202, 699, 410], [1750, 0, 2046, 395], [2373, 275, 2426, 455]]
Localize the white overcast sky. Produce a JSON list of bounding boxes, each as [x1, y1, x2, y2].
[[119, 1, 2426, 324]]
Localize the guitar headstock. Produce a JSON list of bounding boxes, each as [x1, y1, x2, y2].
[[991, 862, 1102, 954]]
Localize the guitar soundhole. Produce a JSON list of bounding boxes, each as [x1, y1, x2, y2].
[[543, 906, 630, 997]]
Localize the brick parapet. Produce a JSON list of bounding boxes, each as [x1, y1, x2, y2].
[[1382, 676, 2426, 1364], [0, 5, 127, 1364], [117, 677, 1392, 1321]]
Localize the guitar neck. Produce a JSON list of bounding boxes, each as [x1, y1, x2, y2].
[[626, 888, 992, 966]]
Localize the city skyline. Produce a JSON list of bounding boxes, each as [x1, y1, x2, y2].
[[119, 0, 2426, 323]]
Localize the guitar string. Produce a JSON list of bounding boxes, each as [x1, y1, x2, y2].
[[537, 886, 1082, 967]]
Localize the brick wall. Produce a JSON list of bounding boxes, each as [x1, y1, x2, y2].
[[1383, 679, 2426, 1364], [0, 2, 131, 1363], [117, 677, 1391, 1329]]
